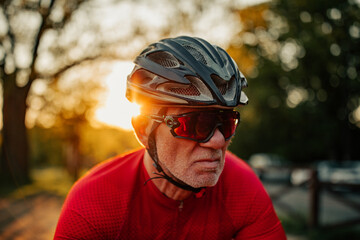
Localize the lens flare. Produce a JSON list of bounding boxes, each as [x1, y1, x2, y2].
[[94, 61, 138, 130]]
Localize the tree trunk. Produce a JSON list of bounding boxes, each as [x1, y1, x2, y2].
[[1, 73, 30, 186], [64, 124, 82, 182]]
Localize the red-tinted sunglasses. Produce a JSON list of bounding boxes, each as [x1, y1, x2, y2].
[[149, 110, 240, 143]]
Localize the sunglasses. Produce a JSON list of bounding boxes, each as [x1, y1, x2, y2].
[[148, 110, 240, 143]]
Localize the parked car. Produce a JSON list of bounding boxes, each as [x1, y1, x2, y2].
[[248, 153, 291, 183], [290, 160, 360, 191], [317, 160, 360, 184]]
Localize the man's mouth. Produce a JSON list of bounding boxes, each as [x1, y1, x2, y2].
[[194, 159, 220, 169]]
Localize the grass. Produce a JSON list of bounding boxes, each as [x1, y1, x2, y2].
[[308, 225, 360, 240], [0, 167, 74, 199], [279, 213, 308, 236]]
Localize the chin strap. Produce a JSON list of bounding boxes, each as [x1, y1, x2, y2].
[[144, 108, 205, 193]]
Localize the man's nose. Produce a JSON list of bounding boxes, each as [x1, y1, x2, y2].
[[199, 128, 226, 149]]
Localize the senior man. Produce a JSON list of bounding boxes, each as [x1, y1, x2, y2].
[[55, 36, 286, 239]]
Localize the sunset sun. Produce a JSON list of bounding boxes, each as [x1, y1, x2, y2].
[[95, 61, 140, 130]]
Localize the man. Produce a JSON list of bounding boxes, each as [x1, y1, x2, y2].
[[55, 36, 286, 239]]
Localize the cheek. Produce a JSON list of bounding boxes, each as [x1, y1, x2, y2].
[[155, 127, 177, 162], [155, 126, 194, 166]]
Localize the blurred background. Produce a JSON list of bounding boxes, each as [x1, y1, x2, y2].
[[0, 0, 359, 239]]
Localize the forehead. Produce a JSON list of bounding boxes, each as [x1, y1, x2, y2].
[[166, 107, 221, 115]]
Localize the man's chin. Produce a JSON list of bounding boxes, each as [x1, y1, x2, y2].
[[187, 174, 220, 188]]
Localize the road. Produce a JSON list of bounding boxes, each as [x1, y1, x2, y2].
[[264, 182, 360, 226], [0, 193, 63, 240]]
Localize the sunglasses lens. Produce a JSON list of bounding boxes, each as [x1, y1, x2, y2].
[[173, 111, 239, 141], [174, 115, 214, 140], [220, 111, 239, 139]]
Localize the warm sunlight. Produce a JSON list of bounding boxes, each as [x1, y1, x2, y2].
[[95, 61, 140, 130]]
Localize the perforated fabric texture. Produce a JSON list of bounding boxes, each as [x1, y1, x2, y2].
[[155, 76, 214, 102], [147, 51, 181, 68], [181, 44, 208, 65], [218, 84, 228, 95], [54, 149, 286, 240], [169, 84, 201, 96]]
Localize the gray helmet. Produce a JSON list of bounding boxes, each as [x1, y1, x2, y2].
[[126, 36, 248, 108]]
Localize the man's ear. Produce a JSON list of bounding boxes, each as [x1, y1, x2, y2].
[[131, 115, 150, 148]]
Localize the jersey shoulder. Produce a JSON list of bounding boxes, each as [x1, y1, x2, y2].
[[223, 151, 258, 183], [62, 148, 145, 221], [222, 150, 268, 194], [74, 148, 145, 192], [55, 148, 146, 238], [220, 152, 274, 223]]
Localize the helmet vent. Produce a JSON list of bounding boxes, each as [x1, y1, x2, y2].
[[182, 44, 207, 65], [218, 84, 228, 95], [211, 74, 230, 95], [169, 84, 201, 96], [148, 51, 180, 68]]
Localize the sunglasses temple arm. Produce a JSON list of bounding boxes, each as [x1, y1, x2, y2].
[[147, 115, 164, 123]]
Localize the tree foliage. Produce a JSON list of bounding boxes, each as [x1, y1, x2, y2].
[[0, 0, 244, 185], [229, 0, 360, 163]]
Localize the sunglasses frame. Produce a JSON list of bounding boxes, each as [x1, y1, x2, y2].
[[148, 110, 240, 143]]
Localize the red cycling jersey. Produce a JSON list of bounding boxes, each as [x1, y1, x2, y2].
[[54, 148, 286, 239]]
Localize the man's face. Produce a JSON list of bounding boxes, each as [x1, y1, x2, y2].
[[153, 107, 232, 188]]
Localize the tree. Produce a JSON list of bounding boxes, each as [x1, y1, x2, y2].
[[0, 0, 248, 185], [229, 0, 360, 163], [0, 0, 89, 185], [28, 61, 107, 181]]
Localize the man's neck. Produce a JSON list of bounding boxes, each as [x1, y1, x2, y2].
[[143, 151, 193, 201]]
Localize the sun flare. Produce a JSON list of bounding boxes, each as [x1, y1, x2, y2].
[[95, 61, 140, 130]]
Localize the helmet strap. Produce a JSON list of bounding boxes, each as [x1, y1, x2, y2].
[[145, 108, 204, 193]]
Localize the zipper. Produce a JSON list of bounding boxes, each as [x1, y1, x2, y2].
[[173, 200, 183, 238], [178, 200, 184, 212]]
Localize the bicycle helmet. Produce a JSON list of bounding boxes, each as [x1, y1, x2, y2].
[[126, 36, 248, 108], [126, 36, 248, 193]]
